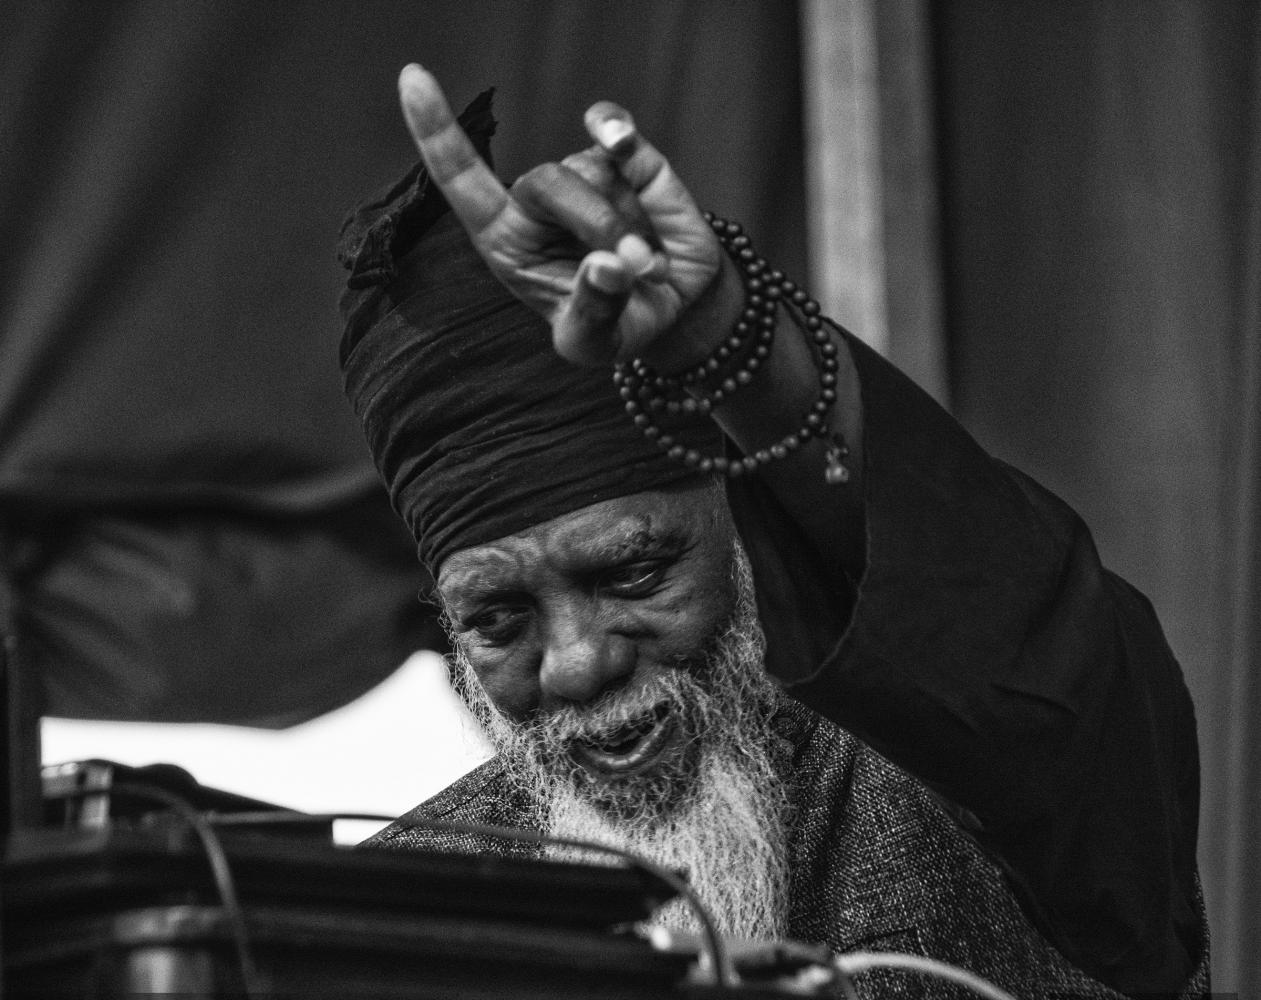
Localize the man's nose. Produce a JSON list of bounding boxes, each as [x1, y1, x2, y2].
[[539, 613, 635, 706]]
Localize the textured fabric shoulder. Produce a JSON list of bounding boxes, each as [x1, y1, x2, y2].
[[358, 758, 539, 858], [785, 710, 1210, 998]]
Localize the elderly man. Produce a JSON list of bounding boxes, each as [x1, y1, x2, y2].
[[337, 66, 1208, 998]]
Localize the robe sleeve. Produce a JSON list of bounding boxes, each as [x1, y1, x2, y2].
[[726, 326, 1205, 993]]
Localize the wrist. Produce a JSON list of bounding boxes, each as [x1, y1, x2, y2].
[[640, 250, 745, 377], [614, 215, 850, 484]]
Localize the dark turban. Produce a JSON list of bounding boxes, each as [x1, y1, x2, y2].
[[338, 92, 722, 573]]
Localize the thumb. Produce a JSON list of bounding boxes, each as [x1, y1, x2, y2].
[[552, 251, 633, 365]]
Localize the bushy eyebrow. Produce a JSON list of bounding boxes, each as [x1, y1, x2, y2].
[[585, 521, 688, 564], [437, 562, 524, 614], [438, 512, 694, 610]]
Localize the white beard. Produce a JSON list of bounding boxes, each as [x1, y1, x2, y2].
[[448, 541, 792, 942]]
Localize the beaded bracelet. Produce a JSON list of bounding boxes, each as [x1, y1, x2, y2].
[[614, 216, 778, 407], [612, 214, 851, 484]]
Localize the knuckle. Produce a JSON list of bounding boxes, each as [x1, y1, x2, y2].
[[509, 161, 563, 199], [586, 203, 622, 238], [561, 149, 607, 183]]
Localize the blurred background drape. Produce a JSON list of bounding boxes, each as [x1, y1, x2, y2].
[[1, 0, 1254, 992], [933, 5, 1259, 993], [0, 1, 804, 725], [807, 3, 1258, 991]]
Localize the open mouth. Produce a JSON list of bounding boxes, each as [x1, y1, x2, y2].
[[568, 704, 679, 778]]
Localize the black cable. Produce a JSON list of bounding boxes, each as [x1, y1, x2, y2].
[[209, 809, 735, 988], [43, 781, 263, 1000]]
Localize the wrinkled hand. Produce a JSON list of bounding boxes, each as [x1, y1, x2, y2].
[[397, 63, 740, 370]]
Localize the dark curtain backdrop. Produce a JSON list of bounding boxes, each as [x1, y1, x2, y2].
[[934, 2, 1259, 992], [0, 0, 804, 731]]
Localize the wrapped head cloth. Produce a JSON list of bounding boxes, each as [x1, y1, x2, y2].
[[338, 92, 721, 573]]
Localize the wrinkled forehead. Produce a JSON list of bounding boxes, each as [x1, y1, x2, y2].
[[435, 482, 728, 594]]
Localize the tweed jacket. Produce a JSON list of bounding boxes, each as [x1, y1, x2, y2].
[[365, 697, 1209, 999]]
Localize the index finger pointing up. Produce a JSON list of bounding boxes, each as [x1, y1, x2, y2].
[[398, 64, 508, 234]]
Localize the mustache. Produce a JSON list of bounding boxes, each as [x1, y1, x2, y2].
[[510, 626, 718, 744], [520, 669, 699, 752]]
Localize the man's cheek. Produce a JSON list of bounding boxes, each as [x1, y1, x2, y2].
[[468, 655, 538, 720]]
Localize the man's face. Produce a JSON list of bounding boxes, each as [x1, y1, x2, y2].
[[437, 481, 791, 939], [436, 482, 742, 799]]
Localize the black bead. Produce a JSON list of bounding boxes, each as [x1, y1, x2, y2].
[[622, 216, 841, 481]]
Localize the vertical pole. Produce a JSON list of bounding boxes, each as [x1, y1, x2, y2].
[[801, 0, 889, 355], [799, 0, 951, 407]]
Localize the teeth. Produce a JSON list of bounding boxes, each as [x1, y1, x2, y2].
[[586, 711, 657, 754]]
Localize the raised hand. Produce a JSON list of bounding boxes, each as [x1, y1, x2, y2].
[[397, 63, 741, 371]]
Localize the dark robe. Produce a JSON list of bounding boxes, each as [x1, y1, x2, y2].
[[365, 330, 1210, 998]]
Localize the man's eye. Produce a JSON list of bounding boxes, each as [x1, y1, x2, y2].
[[465, 607, 529, 644], [601, 561, 665, 596]]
